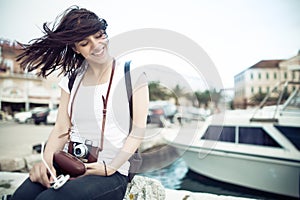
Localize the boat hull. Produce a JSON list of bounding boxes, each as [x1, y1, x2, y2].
[[179, 147, 300, 198]]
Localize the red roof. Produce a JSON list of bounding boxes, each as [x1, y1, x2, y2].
[[249, 60, 283, 69], [0, 39, 22, 50]]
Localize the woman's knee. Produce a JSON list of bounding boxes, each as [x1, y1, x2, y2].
[[11, 178, 45, 200]]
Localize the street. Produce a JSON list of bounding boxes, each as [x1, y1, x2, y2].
[[0, 121, 51, 160], [0, 121, 177, 161]]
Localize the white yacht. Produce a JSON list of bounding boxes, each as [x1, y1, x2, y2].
[[163, 81, 300, 198]]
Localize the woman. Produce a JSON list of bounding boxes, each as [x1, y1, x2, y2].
[[11, 6, 149, 200]]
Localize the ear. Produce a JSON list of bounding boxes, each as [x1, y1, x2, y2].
[[72, 47, 80, 54]]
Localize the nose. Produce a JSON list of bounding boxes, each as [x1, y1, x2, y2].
[[90, 38, 99, 49]]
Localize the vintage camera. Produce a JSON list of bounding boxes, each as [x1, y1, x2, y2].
[[68, 136, 98, 163]]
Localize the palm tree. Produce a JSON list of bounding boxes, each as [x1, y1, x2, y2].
[[194, 90, 211, 107], [148, 81, 171, 101], [250, 92, 267, 104], [194, 89, 222, 107], [171, 84, 186, 105]]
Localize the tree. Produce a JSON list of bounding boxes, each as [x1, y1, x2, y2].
[[194, 89, 222, 107], [148, 81, 171, 101], [194, 90, 211, 107], [251, 87, 291, 106], [250, 92, 267, 104], [210, 88, 222, 105], [171, 84, 186, 105]]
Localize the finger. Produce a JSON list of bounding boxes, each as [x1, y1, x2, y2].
[[29, 167, 37, 182], [84, 163, 103, 176], [49, 166, 57, 183], [84, 163, 95, 169], [29, 164, 41, 182], [84, 168, 98, 175], [86, 162, 102, 169], [40, 165, 50, 188]]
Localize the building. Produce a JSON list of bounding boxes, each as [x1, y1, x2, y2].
[[0, 39, 60, 115], [280, 50, 300, 71], [234, 51, 300, 109]]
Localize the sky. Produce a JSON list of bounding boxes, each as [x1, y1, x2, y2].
[[0, 0, 300, 89]]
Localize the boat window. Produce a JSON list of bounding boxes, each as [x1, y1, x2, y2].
[[274, 126, 300, 151], [238, 127, 281, 147], [283, 89, 300, 112], [201, 125, 235, 142]]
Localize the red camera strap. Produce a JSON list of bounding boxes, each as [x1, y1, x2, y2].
[[100, 59, 115, 151], [69, 59, 116, 152]]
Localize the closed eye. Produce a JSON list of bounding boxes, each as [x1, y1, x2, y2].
[[79, 40, 88, 47]]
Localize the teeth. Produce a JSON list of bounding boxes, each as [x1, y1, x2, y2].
[[92, 47, 104, 56]]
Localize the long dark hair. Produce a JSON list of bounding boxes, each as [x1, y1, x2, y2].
[[17, 6, 107, 78]]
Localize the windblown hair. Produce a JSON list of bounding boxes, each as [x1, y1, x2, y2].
[[17, 6, 108, 78]]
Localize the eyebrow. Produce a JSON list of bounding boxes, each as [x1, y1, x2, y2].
[[76, 31, 104, 44]]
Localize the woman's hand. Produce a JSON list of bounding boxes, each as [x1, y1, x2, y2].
[[84, 162, 116, 176], [29, 161, 56, 188]]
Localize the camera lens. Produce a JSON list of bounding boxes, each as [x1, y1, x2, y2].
[[75, 148, 82, 155], [74, 144, 88, 158]]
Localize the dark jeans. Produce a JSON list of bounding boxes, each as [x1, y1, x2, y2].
[[11, 173, 128, 200]]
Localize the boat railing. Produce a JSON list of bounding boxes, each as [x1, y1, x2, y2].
[[250, 81, 300, 122]]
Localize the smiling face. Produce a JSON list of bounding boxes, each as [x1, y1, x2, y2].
[[74, 31, 110, 65]]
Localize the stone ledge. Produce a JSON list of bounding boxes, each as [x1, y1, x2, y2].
[[0, 158, 25, 172], [0, 154, 41, 173], [24, 154, 41, 171]]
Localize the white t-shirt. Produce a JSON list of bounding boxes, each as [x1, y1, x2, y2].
[[58, 59, 146, 176]]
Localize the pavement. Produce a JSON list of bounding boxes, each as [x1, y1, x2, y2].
[[0, 172, 28, 197]]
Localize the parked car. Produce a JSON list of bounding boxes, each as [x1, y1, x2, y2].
[[14, 111, 32, 123], [32, 107, 50, 125], [46, 108, 58, 125], [14, 107, 47, 123], [175, 106, 207, 124], [148, 101, 177, 127]]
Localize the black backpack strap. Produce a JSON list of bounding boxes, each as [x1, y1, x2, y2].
[[125, 61, 143, 182], [124, 61, 133, 133], [68, 72, 77, 92]]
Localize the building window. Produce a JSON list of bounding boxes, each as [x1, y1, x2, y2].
[[274, 72, 277, 80], [266, 86, 270, 93], [259, 86, 262, 93], [266, 72, 269, 80], [258, 73, 261, 80], [251, 87, 254, 94], [250, 73, 253, 80], [284, 72, 288, 79], [292, 71, 295, 80], [4, 59, 14, 73]]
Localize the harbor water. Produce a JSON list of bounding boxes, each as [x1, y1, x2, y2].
[[141, 158, 296, 200]]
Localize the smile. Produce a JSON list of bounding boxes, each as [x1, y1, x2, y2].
[[92, 46, 104, 56]]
